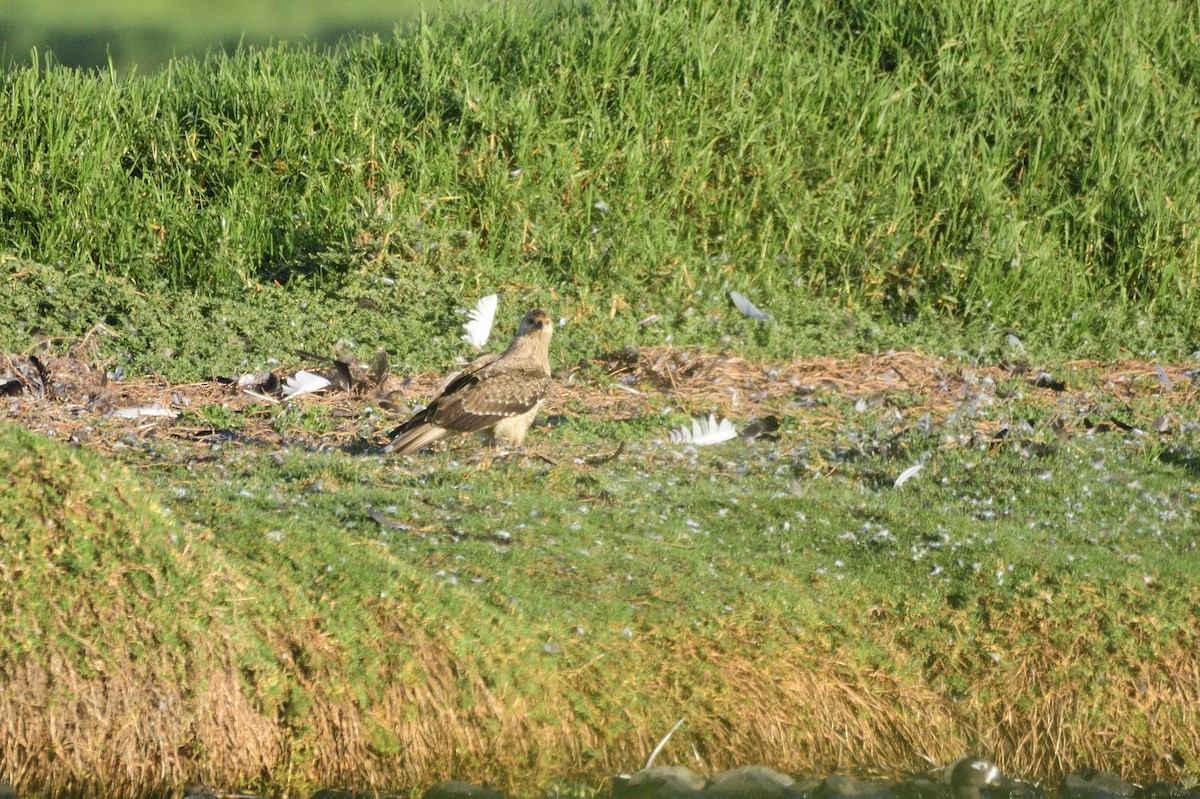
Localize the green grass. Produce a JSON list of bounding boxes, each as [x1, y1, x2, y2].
[[3, 0, 1199, 379]]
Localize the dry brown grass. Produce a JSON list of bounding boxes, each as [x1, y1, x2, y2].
[[2, 592, 1199, 797]]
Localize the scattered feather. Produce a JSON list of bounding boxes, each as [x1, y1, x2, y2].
[[331, 360, 354, 392], [739, 415, 780, 441], [643, 718, 686, 771], [1033, 372, 1066, 391], [366, 349, 390, 387], [583, 441, 625, 466], [1107, 414, 1135, 432], [670, 414, 738, 446], [1155, 365, 1174, 391], [729, 290, 769, 321], [293, 348, 332, 364], [282, 370, 331, 399], [105, 404, 179, 420], [237, 370, 279, 394], [893, 462, 924, 488], [20, 356, 47, 398], [461, 294, 498, 348], [243, 389, 280, 404], [368, 508, 414, 530]]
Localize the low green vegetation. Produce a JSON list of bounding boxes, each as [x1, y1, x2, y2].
[[2, 0, 1199, 381]]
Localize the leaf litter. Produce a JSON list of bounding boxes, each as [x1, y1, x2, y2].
[[2, 343, 1197, 459]]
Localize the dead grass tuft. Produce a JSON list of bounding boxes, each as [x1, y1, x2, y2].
[[3, 600, 1200, 796], [0, 653, 283, 798]]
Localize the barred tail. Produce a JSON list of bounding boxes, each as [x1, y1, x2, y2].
[[387, 422, 449, 456]]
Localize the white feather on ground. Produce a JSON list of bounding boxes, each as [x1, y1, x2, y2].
[[642, 718, 686, 771], [236, 370, 270, 387], [105, 404, 179, 419], [1155, 364, 1173, 391], [461, 294, 499, 348], [282, 369, 331, 399], [893, 462, 924, 488], [670, 414, 738, 446], [730, 290, 769, 321]]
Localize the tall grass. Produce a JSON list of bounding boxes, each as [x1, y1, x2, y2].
[[1, 0, 1197, 356]]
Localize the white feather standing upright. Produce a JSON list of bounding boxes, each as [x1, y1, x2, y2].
[[461, 294, 498, 349]]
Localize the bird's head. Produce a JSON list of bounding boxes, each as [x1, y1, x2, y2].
[[518, 309, 554, 338]]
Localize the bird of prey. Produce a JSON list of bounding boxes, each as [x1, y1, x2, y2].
[[387, 308, 554, 455]]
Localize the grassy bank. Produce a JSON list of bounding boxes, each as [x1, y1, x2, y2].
[[3, 0, 1199, 380], [2, 349, 1199, 796], [3, 0, 1200, 795]]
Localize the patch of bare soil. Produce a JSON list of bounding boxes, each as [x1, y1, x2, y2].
[[2, 344, 1195, 453]]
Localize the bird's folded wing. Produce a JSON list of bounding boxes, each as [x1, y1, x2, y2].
[[431, 370, 550, 432], [435, 352, 501, 397]]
